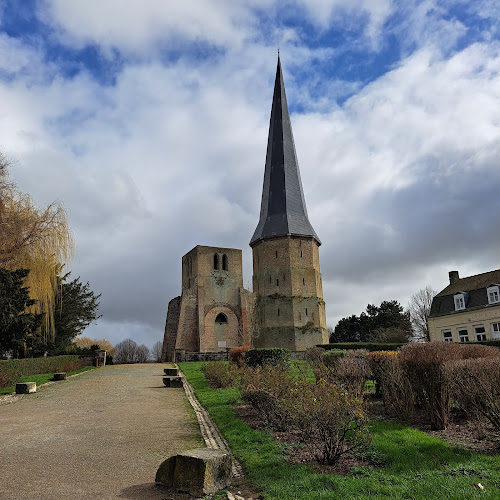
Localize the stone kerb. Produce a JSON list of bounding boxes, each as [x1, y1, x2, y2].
[[155, 448, 231, 497], [16, 382, 36, 394]]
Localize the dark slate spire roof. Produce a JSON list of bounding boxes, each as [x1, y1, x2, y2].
[[250, 55, 320, 247]]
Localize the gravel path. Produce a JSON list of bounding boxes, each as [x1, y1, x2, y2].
[[0, 364, 202, 499]]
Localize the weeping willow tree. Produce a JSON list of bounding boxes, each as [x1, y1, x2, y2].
[[0, 153, 74, 341]]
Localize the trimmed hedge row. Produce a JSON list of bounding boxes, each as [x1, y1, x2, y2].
[[459, 340, 500, 348], [317, 342, 405, 352], [245, 348, 290, 367], [0, 355, 86, 389]]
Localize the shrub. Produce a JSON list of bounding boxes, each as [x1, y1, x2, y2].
[[200, 361, 238, 389], [229, 346, 252, 367], [445, 357, 500, 430], [239, 364, 296, 430], [245, 348, 290, 368], [288, 377, 371, 465], [399, 343, 464, 430], [311, 349, 369, 397], [304, 347, 325, 363], [367, 351, 414, 422]]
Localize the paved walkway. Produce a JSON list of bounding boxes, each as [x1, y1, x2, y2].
[[0, 364, 202, 499]]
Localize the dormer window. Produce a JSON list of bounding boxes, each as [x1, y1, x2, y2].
[[454, 293, 466, 311], [487, 285, 500, 304]]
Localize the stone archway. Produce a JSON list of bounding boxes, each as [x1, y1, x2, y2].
[[202, 306, 240, 352]]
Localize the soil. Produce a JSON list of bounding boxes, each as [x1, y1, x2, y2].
[[0, 364, 203, 500]]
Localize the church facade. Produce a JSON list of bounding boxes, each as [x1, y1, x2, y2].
[[161, 56, 328, 362]]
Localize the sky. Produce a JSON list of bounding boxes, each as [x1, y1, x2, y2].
[[1, 0, 500, 349]]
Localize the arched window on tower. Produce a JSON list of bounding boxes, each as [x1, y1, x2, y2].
[[214, 253, 219, 270], [215, 312, 227, 324], [222, 254, 228, 271]]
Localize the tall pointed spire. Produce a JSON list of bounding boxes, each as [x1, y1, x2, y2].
[[250, 55, 320, 246]]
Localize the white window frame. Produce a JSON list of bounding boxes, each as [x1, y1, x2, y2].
[[457, 327, 469, 342], [474, 325, 487, 342], [454, 293, 466, 311], [491, 322, 500, 339], [442, 329, 453, 342], [487, 286, 500, 305]]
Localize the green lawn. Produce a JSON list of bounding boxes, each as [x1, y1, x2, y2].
[[179, 362, 500, 499], [0, 366, 97, 395]]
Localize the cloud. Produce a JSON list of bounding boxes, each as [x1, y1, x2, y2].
[[1, 2, 499, 347]]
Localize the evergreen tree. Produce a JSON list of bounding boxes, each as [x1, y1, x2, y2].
[[51, 274, 102, 353], [331, 300, 412, 343], [0, 268, 43, 358]]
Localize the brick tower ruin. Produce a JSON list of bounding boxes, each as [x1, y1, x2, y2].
[[250, 55, 328, 350], [161, 245, 253, 362]]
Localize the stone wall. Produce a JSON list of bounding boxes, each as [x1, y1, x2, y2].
[[161, 296, 181, 362]]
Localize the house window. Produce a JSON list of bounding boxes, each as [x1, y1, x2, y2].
[[222, 254, 228, 271], [305, 308, 308, 316], [457, 328, 469, 342], [269, 275, 271, 284], [275, 250, 278, 259], [213, 254, 219, 270], [299, 312, 302, 320], [276, 279, 279, 286], [277, 308, 280, 317], [302, 278, 305, 286], [300, 250, 303, 258], [442, 329, 452, 342], [491, 322, 500, 339], [474, 325, 486, 341], [487, 286, 500, 304], [454, 293, 466, 311]]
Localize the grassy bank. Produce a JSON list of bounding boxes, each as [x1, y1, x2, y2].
[[179, 362, 500, 499], [0, 366, 97, 396]]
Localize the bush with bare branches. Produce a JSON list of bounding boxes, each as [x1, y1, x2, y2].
[[445, 357, 500, 430], [367, 351, 414, 422]]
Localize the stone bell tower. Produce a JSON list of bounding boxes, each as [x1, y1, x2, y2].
[[250, 55, 328, 350]]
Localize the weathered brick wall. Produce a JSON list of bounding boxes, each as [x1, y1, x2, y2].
[[161, 296, 181, 362]]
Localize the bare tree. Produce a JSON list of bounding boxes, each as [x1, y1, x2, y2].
[[136, 344, 150, 363], [151, 341, 163, 362], [114, 339, 138, 363], [408, 286, 436, 342]]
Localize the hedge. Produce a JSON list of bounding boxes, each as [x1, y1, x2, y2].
[[317, 342, 405, 352], [0, 355, 85, 389], [245, 348, 290, 367], [459, 340, 500, 348]]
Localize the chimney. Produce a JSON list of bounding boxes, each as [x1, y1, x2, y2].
[[449, 270, 459, 285]]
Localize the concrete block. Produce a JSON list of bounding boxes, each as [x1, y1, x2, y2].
[[16, 382, 36, 394], [164, 368, 179, 376], [163, 376, 183, 388], [53, 372, 66, 381], [156, 448, 231, 496]]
